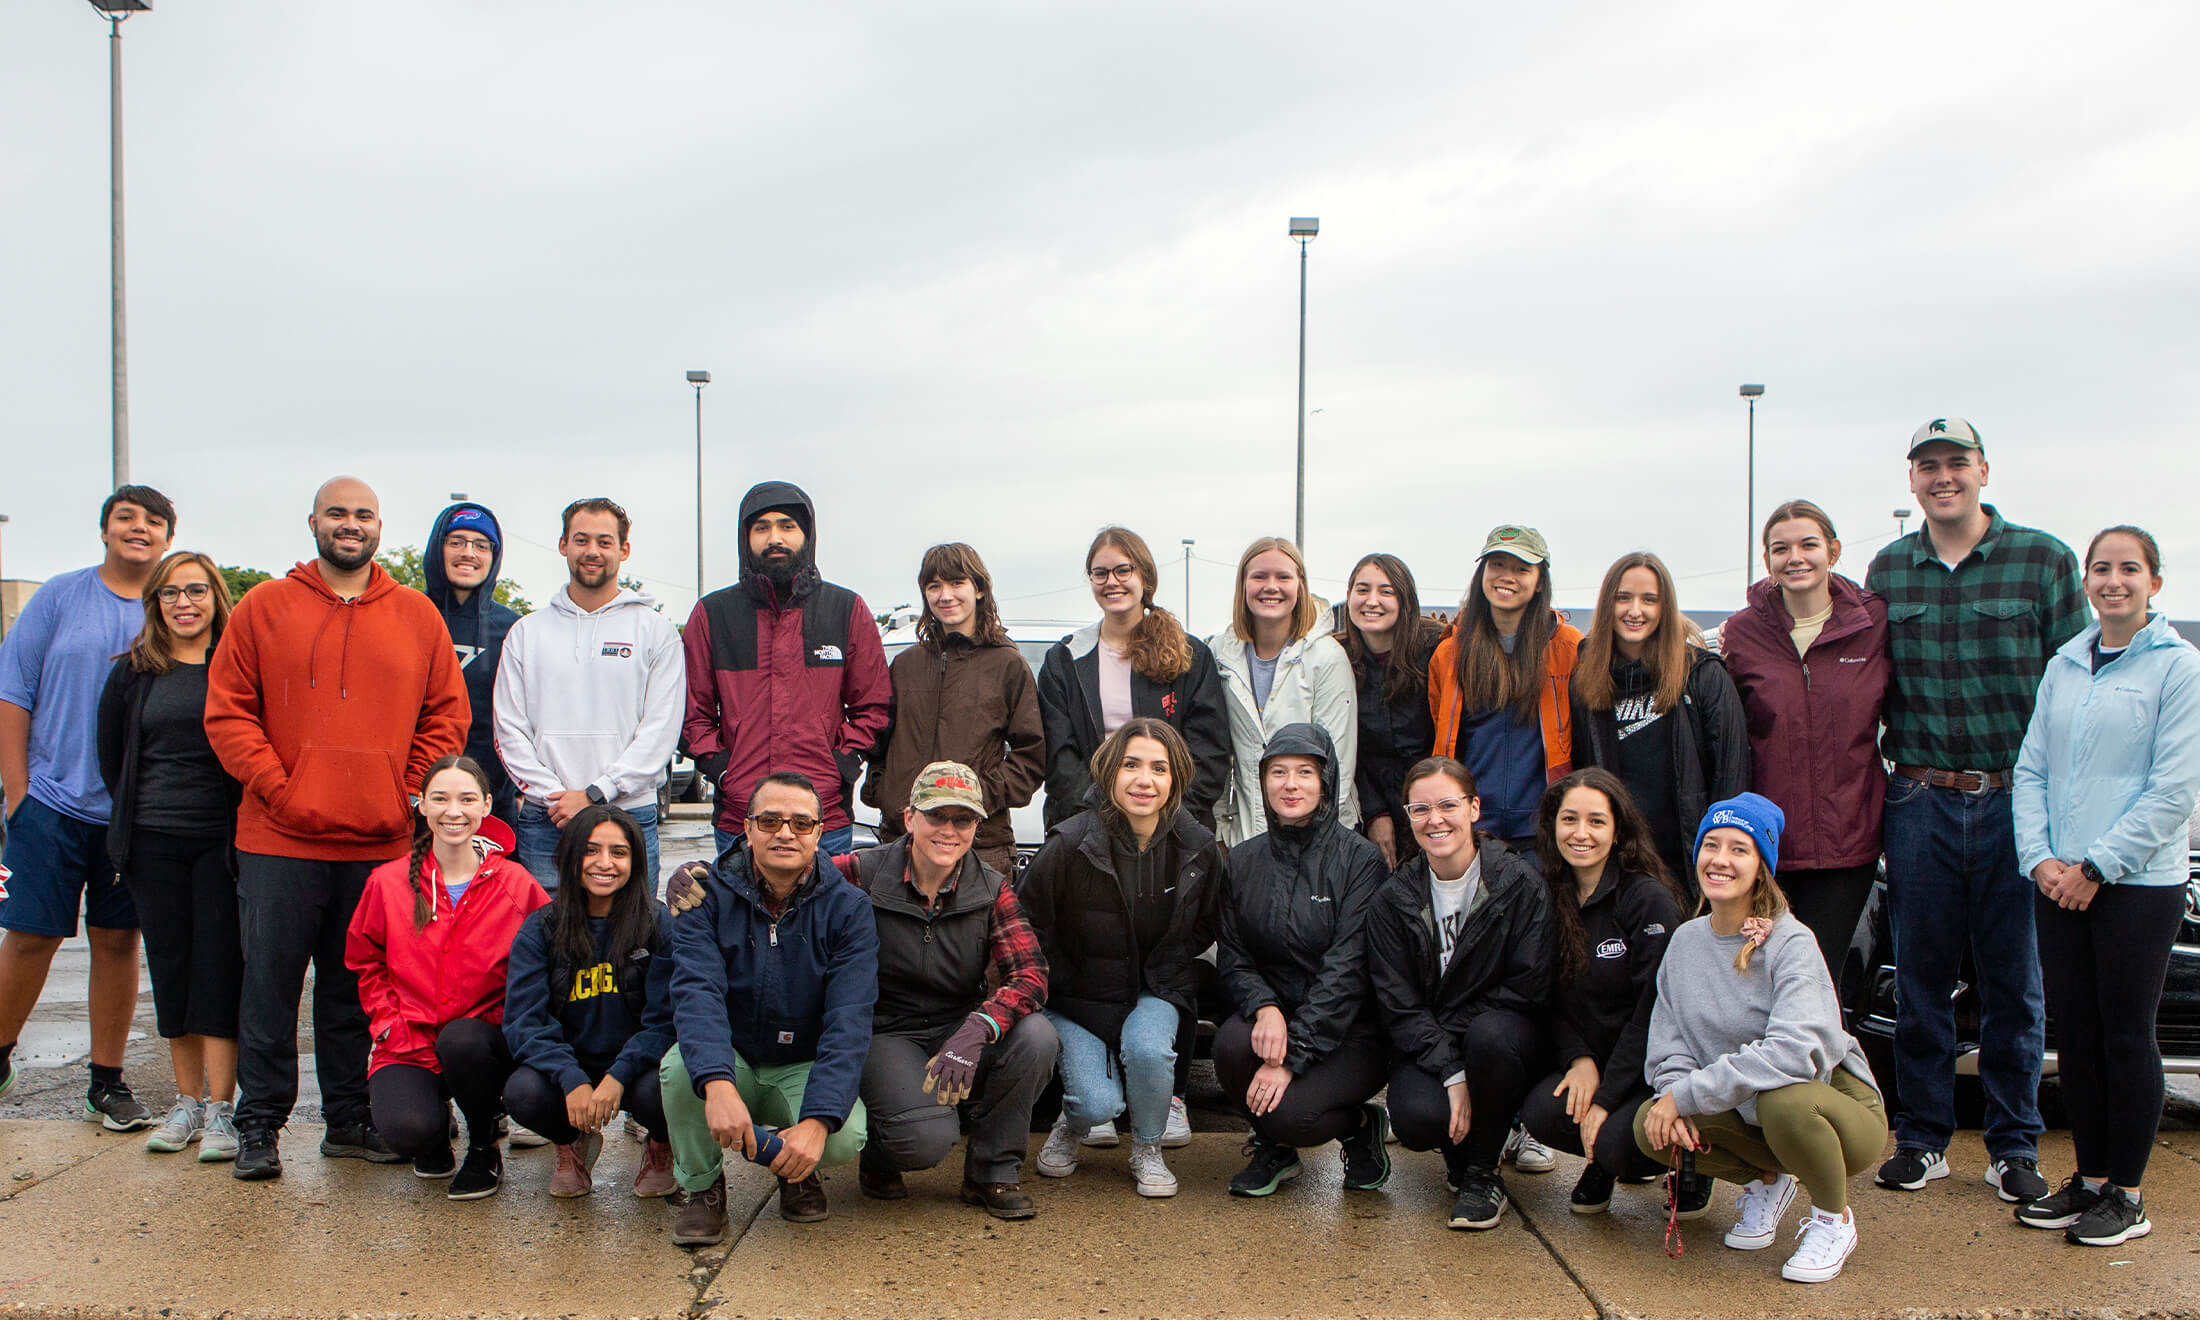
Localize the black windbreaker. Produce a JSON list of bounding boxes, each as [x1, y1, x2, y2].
[[1368, 838, 1554, 1082], [1549, 866, 1684, 1109], [1217, 723, 1389, 1074]]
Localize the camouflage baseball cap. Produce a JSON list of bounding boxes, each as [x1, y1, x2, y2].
[[909, 761, 986, 815], [1478, 524, 1550, 566], [1907, 417, 1983, 457]]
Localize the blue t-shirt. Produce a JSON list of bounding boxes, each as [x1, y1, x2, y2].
[[0, 567, 145, 824]]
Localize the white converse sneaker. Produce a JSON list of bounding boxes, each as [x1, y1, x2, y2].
[[1161, 1096, 1193, 1149], [145, 1095, 205, 1153], [1503, 1123, 1555, 1173], [1726, 1173, 1798, 1250], [1079, 1120, 1120, 1148], [198, 1101, 240, 1163], [1036, 1116, 1084, 1178], [1128, 1140, 1179, 1198], [1782, 1206, 1859, 1282]]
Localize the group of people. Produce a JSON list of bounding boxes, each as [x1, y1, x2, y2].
[[0, 413, 2191, 1283]]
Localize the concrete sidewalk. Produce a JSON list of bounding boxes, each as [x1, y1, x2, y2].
[[3, 1118, 2195, 1319]]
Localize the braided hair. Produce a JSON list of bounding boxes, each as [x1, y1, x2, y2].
[[408, 754, 494, 930]]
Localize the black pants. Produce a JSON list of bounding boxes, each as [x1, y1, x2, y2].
[[368, 1018, 515, 1156], [860, 1014, 1060, 1184], [1519, 1073, 1663, 1179], [1212, 1014, 1388, 1148], [1384, 1007, 1546, 1173], [1782, 863, 1880, 999], [503, 1061, 668, 1145], [236, 853, 382, 1133], [123, 829, 241, 1040], [2035, 884, 2185, 1188]]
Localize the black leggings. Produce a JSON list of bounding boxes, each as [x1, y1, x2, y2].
[[1212, 1015, 1387, 1148], [368, 1018, 514, 1155], [503, 1062, 668, 1145], [1782, 863, 1880, 1000], [1519, 1074, 1663, 1179], [2035, 884, 2186, 1188], [1384, 1007, 1545, 1173], [122, 829, 241, 1040]]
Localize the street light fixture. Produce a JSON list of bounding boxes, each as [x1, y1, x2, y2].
[[1894, 507, 1913, 538], [1181, 538, 1195, 631], [687, 371, 712, 606], [86, 0, 150, 488], [1289, 218, 1318, 553], [1739, 384, 1765, 596]]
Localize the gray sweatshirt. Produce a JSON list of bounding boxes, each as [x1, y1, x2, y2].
[[1645, 912, 1876, 1124]]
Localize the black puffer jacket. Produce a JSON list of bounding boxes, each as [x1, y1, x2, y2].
[[1218, 723, 1388, 1074], [1350, 638, 1437, 848], [1570, 647, 1751, 870], [1368, 838, 1554, 1082], [1019, 806, 1220, 1052], [1549, 866, 1684, 1110]]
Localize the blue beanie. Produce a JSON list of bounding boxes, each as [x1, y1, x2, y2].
[[444, 506, 500, 548], [1694, 792, 1785, 877]]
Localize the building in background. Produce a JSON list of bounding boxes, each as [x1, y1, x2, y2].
[[0, 580, 40, 639]]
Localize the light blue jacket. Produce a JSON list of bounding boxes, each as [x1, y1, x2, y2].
[[2014, 613, 2200, 887]]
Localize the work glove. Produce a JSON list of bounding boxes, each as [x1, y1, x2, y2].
[[665, 861, 711, 914], [923, 1013, 993, 1106]]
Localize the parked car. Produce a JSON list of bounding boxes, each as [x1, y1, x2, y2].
[[656, 751, 705, 816]]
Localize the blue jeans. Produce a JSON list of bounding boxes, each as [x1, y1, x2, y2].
[[515, 801, 659, 895], [1047, 995, 1180, 1146], [712, 825, 852, 866], [1883, 774, 2043, 1159]]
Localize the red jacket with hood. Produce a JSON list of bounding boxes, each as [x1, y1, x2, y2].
[[345, 846, 548, 1075], [206, 561, 470, 860]]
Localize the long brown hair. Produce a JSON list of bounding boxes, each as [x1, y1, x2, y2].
[[1692, 830, 1790, 973], [125, 552, 234, 676], [1534, 769, 1681, 980], [1090, 716, 1192, 838], [1575, 552, 1697, 713], [1228, 536, 1321, 644], [1087, 527, 1192, 683], [1335, 552, 1444, 705], [915, 542, 1010, 646], [407, 755, 493, 930], [1456, 551, 1557, 717]]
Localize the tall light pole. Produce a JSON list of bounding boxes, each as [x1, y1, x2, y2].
[[687, 370, 711, 605], [1739, 384, 1764, 596], [1181, 538, 1195, 631], [1290, 218, 1318, 552], [88, 1, 149, 489], [0, 513, 11, 642]]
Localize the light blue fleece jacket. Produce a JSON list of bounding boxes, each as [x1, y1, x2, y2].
[[2014, 613, 2200, 888]]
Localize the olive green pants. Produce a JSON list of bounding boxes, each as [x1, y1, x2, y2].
[[1636, 1066, 1886, 1214]]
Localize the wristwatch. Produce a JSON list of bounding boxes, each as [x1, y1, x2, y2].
[[585, 785, 608, 805], [2079, 859, 2106, 887]]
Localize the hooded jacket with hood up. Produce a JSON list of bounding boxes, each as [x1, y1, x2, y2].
[[494, 584, 685, 811], [1570, 646, 1752, 873], [424, 503, 521, 807], [205, 561, 469, 860], [2015, 611, 2200, 888], [1207, 627, 1361, 844], [1037, 622, 1231, 831], [1216, 724, 1388, 1075], [681, 482, 892, 834]]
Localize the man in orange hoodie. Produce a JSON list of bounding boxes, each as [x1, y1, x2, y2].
[[206, 476, 467, 1180]]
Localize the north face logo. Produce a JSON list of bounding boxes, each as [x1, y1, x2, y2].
[[812, 644, 843, 662]]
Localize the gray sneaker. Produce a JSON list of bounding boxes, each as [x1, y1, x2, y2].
[[198, 1102, 240, 1163], [145, 1095, 206, 1153]]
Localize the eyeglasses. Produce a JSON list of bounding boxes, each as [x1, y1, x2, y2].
[[748, 812, 821, 836], [919, 808, 981, 830], [1403, 798, 1472, 821], [156, 583, 213, 604], [444, 535, 495, 554], [1087, 564, 1139, 585]]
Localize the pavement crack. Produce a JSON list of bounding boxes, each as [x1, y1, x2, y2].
[[682, 1180, 772, 1318], [1509, 1197, 1618, 1320]]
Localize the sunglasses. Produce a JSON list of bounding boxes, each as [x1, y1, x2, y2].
[[919, 807, 982, 830], [748, 812, 821, 837]]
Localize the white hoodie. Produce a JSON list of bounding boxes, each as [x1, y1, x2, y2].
[[493, 585, 685, 810]]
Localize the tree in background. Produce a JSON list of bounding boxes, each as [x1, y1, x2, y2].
[[375, 545, 534, 613], [219, 565, 274, 600]]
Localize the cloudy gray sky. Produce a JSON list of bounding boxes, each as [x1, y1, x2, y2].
[[8, 2, 2197, 630]]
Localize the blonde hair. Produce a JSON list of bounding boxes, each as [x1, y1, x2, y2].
[[1229, 536, 1320, 644]]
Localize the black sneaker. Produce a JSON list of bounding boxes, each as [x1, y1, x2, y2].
[[1339, 1104, 1392, 1191], [1874, 1147, 1949, 1190], [2067, 1186, 2150, 1247], [2017, 1173, 2103, 1230], [321, 1121, 406, 1164], [1986, 1155, 2049, 1204], [1569, 1161, 1616, 1214], [412, 1143, 457, 1180], [1228, 1140, 1302, 1198], [1674, 1169, 1714, 1220], [233, 1128, 283, 1181], [1447, 1165, 1508, 1230], [448, 1144, 503, 1200], [86, 1077, 154, 1132]]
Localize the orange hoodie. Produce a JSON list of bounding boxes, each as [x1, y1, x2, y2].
[[1425, 613, 1582, 786], [206, 562, 469, 860]]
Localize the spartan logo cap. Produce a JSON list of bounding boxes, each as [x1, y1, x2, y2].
[[1907, 416, 1983, 457]]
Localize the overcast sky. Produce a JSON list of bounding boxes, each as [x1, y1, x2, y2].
[[7, 2, 2197, 630]]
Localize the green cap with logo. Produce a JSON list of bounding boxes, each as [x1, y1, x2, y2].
[[1906, 417, 1983, 457], [909, 761, 986, 815], [1478, 524, 1550, 566]]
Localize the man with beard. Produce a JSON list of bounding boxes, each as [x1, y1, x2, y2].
[[682, 482, 890, 855], [494, 497, 684, 888], [205, 476, 468, 1180], [423, 500, 521, 825]]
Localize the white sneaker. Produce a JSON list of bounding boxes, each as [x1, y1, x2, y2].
[[1162, 1096, 1193, 1149], [198, 1101, 240, 1163], [145, 1095, 205, 1153], [1129, 1140, 1179, 1198], [1079, 1120, 1120, 1148], [505, 1120, 551, 1149], [1503, 1123, 1555, 1173], [1726, 1173, 1798, 1250], [1782, 1207, 1859, 1282], [1036, 1117, 1084, 1178]]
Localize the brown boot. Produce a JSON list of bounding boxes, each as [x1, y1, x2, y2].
[[549, 1135, 600, 1199], [778, 1171, 830, 1222], [858, 1165, 907, 1200], [960, 1179, 1037, 1220], [671, 1173, 728, 1246], [633, 1139, 676, 1199]]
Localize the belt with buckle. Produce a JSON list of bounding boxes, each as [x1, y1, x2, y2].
[[1894, 764, 2011, 792]]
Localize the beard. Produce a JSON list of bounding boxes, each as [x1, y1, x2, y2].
[[570, 562, 616, 591], [317, 528, 378, 572], [761, 548, 800, 590]]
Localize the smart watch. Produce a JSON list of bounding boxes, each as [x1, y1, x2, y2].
[[2079, 859, 2106, 887], [585, 784, 608, 805]]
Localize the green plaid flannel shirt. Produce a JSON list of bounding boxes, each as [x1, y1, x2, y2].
[[1864, 505, 2085, 774]]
